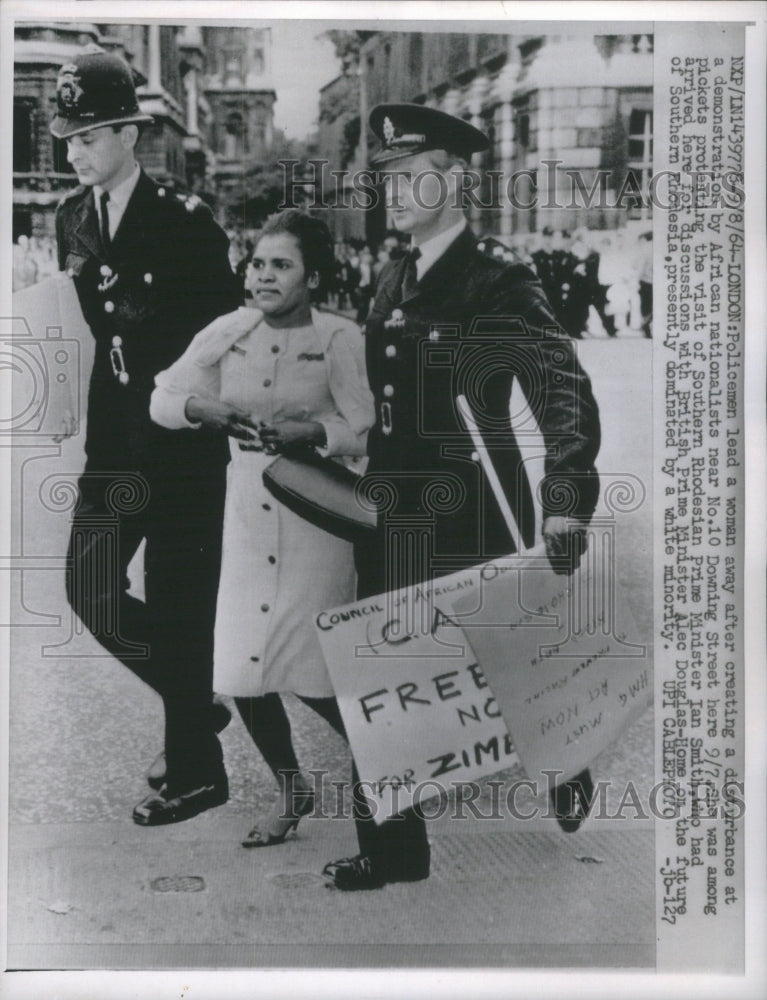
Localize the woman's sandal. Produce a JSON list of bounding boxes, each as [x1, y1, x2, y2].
[[241, 777, 315, 848]]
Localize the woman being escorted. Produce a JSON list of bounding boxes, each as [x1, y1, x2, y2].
[[150, 210, 373, 847]]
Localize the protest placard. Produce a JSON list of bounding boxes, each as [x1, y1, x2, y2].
[[451, 549, 651, 786], [315, 564, 516, 823]]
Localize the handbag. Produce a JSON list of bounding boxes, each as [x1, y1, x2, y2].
[[262, 451, 377, 543]]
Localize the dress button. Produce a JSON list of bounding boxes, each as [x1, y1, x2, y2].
[[261, 604, 270, 613], [471, 450, 480, 462], [383, 384, 394, 397], [112, 336, 122, 347], [262, 503, 271, 511], [104, 301, 115, 313], [100, 264, 112, 277], [429, 330, 440, 341], [268, 555, 276, 564], [144, 272, 152, 284], [385, 345, 397, 358], [263, 378, 272, 387], [271, 345, 280, 354], [66, 268, 74, 278]]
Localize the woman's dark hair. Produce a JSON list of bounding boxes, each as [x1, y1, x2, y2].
[[257, 209, 335, 299]]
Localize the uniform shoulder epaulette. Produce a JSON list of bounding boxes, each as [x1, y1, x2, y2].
[[149, 184, 213, 220], [476, 237, 525, 268], [170, 190, 213, 219]]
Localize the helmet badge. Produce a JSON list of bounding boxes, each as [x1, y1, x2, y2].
[[58, 66, 84, 110]]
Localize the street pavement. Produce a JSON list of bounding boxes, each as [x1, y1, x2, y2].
[[5, 339, 656, 970]]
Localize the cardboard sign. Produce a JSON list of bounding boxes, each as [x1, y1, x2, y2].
[[451, 551, 651, 786], [315, 565, 518, 824], [9, 275, 89, 435]]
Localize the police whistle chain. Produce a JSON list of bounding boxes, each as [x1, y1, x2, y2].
[[456, 394, 524, 556]]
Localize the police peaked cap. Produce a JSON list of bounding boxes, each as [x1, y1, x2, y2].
[[369, 103, 489, 166], [50, 46, 154, 139]]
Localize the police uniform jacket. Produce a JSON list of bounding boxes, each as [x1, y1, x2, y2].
[[56, 170, 241, 487], [362, 226, 601, 579]]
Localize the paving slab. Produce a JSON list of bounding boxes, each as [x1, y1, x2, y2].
[[7, 816, 655, 970]]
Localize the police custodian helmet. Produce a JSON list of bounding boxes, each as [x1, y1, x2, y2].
[[369, 103, 489, 166], [50, 45, 154, 140]]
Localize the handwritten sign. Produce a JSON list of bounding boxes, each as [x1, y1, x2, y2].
[[10, 275, 87, 435], [451, 551, 651, 786], [315, 564, 518, 823]]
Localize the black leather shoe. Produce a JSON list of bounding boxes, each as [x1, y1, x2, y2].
[[146, 699, 232, 790], [550, 768, 595, 833], [322, 854, 429, 891], [133, 775, 228, 826]]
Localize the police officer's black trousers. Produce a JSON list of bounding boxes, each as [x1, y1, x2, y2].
[[351, 543, 432, 880], [66, 469, 226, 791]]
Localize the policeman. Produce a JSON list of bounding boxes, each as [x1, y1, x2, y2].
[[322, 104, 602, 890], [51, 47, 241, 825], [531, 225, 556, 302]]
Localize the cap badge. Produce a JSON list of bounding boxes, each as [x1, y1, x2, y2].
[[58, 67, 83, 110], [383, 116, 396, 144]]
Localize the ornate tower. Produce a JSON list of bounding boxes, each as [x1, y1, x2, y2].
[[201, 26, 276, 224]]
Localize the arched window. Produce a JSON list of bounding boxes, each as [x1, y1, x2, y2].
[[224, 111, 245, 159], [13, 100, 33, 172]]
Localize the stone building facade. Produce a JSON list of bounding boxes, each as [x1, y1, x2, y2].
[[348, 30, 653, 246], [13, 20, 275, 239]]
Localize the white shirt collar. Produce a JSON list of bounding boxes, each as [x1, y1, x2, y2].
[[412, 217, 467, 279], [94, 163, 141, 216]]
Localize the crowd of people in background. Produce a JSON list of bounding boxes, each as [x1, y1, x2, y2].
[[14, 222, 652, 338]]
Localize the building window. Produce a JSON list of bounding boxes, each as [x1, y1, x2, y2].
[[383, 43, 391, 92], [408, 34, 423, 78], [13, 100, 33, 172], [13, 208, 32, 242], [51, 137, 75, 175], [222, 47, 245, 86], [627, 108, 653, 218], [224, 111, 245, 159], [516, 113, 530, 149]]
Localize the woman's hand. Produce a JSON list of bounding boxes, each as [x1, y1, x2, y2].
[[258, 419, 325, 454], [184, 396, 258, 443]]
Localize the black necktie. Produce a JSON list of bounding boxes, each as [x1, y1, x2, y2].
[[99, 191, 111, 252], [400, 247, 421, 300]]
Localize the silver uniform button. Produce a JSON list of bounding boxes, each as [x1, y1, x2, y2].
[[383, 384, 394, 397], [104, 301, 115, 313], [100, 264, 112, 277], [118, 371, 129, 385], [471, 451, 480, 462], [144, 273, 152, 284], [429, 330, 440, 341], [112, 336, 122, 347], [385, 345, 397, 358]]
